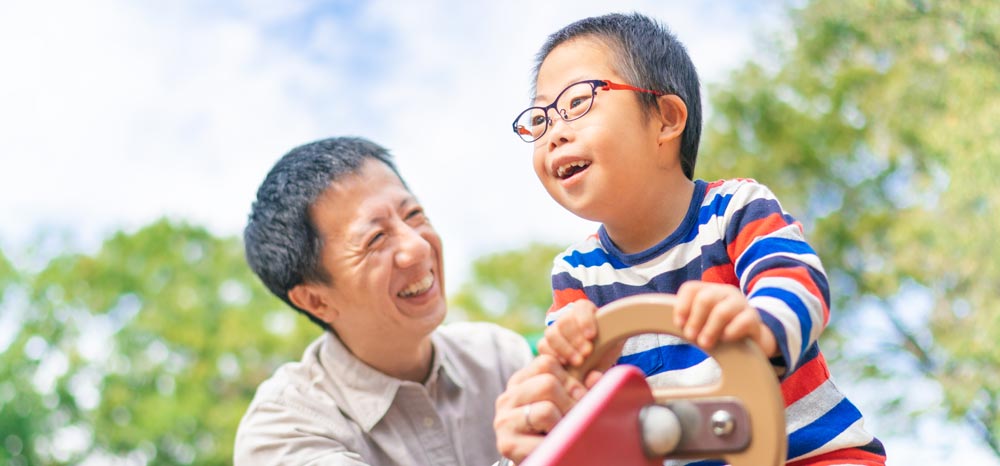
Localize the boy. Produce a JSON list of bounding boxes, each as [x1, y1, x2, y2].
[[510, 12, 886, 465]]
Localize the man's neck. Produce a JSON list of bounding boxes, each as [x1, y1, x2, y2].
[[338, 331, 436, 383]]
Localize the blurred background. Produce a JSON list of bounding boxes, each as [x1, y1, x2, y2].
[[1, 0, 997, 464]]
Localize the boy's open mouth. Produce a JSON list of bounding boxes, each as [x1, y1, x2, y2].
[[556, 160, 591, 180]]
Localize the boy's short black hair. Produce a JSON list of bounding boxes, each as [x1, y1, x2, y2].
[[243, 137, 405, 330], [532, 12, 702, 179]]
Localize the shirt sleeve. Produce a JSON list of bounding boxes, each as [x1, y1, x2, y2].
[[724, 181, 830, 379], [545, 254, 588, 326], [234, 400, 370, 466]]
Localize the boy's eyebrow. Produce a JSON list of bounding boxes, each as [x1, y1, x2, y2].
[[534, 76, 590, 103]]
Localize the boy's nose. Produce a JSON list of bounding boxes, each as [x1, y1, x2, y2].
[[545, 112, 574, 147]]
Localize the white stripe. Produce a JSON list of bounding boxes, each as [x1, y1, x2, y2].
[[738, 248, 825, 291], [645, 358, 721, 388], [785, 379, 845, 432], [750, 295, 803, 368], [787, 417, 876, 463], [751, 275, 826, 348], [559, 235, 721, 287]]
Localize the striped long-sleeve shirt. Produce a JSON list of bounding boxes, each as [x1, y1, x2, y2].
[[546, 179, 886, 465]]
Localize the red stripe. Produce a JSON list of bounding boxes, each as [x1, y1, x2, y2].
[[780, 351, 830, 406], [705, 179, 727, 192], [747, 266, 829, 324], [787, 447, 886, 465], [701, 263, 738, 286], [728, 212, 789, 259], [549, 288, 589, 313]]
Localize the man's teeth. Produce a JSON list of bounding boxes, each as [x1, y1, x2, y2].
[[556, 160, 590, 178], [398, 274, 434, 298]]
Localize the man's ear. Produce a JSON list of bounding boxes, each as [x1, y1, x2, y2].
[[288, 283, 339, 323], [655, 94, 688, 144]]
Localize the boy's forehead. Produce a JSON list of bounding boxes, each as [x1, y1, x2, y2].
[[535, 38, 618, 100]]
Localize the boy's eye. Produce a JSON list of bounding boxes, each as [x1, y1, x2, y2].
[[530, 115, 546, 127], [569, 95, 590, 109]]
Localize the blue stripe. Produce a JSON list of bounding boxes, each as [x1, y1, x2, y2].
[[758, 309, 790, 375], [751, 287, 812, 359], [687, 461, 725, 466], [561, 248, 629, 269], [580, 259, 704, 307], [617, 344, 709, 376], [744, 255, 830, 308], [787, 398, 864, 459], [724, 196, 787, 243], [551, 271, 583, 292], [684, 192, 735, 243], [859, 438, 887, 456], [734, 237, 815, 278], [699, 239, 731, 269]]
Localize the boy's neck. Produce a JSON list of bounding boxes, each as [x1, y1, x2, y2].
[[602, 177, 696, 255]]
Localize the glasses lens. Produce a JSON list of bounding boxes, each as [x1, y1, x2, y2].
[[515, 107, 548, 142], [556, 82, 595, 121]]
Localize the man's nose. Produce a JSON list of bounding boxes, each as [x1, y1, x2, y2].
[[394, 225, 431, 268]]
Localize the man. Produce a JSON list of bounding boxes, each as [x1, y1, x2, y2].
[[236, 137, 532, 465]]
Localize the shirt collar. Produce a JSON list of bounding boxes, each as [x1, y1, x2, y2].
[[318, 330, 466, 432]]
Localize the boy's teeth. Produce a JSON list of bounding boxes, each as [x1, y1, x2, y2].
[[398, 274, 434, 297], [556, 160, 590, 178]]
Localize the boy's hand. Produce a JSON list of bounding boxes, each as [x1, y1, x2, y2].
[[674, 281, 778, 357], [537, 300, 600, 367]]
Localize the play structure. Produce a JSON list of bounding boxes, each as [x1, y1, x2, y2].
[[521, 294, 786, 466]]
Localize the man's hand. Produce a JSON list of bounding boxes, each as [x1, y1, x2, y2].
[[494, 355, 594, 464]]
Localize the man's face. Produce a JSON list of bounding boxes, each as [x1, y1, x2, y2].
[[306, 159, 446, 352]]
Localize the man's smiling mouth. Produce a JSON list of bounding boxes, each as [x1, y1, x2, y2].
[[398, 274, 434, 298]]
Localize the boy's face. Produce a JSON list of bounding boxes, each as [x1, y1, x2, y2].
[[531, 38, 667, 225]]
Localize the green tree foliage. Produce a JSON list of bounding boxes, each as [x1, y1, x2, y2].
[[2, 220, 321, 465], [698, 0, 999, 455], [449, 243, 565, 341]]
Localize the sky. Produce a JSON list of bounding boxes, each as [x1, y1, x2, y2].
[[1, 1, 997, 464]]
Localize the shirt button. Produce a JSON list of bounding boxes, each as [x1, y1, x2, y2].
[[423, 417, 435, 427]]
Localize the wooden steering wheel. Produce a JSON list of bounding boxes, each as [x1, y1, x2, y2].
[[526, 293, 786, 466]]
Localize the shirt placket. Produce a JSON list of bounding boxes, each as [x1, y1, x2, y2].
[[397, 382, 460, 466]]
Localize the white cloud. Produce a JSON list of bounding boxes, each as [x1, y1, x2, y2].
[[0, 1, 779, 273]]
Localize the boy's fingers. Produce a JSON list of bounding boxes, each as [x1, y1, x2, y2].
[[681, 285, 720, 342], [542, 320, 583, 365], [698, 293, 745, 349], [721, 309, 762, 343], [673, 281, 700, 328], [571, 300, 600, 340]]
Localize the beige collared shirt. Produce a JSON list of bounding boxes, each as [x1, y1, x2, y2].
[[234, 322, 532, 466]]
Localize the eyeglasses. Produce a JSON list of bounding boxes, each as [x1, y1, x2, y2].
[[512, 79, 665, 143]]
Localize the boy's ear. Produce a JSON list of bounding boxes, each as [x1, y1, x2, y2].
[[288, 283, 339, 323], [655, 94, 688, 144]]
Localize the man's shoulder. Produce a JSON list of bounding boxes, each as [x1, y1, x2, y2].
[[435, 322, 532, 371], [436, 322, 529, 353], [239, 334, 331, 415]]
